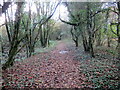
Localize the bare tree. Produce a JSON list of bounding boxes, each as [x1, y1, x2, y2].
[[2, 2, 24, 70], [22, 1, 61, 56]]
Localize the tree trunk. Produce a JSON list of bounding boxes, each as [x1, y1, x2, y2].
[[2, 2, 24, 70], [96, 30, 102, 46], [86, 3, 95, 58], [2, 44, 18, 70], [26, 45, 29, 58], [107, 37, 111, 47], [74, 39, 78, 47], [89, 35, 95, 57], [117, 1, 120, 60], [81, 33, 90, 52], [28, 44, 35, 57], [117, 36, 120, 60], [75, 40, 78, 47]]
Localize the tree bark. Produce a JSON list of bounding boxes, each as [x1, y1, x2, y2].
[[116, 23, 120, 60], [2, 2, 24, 70]]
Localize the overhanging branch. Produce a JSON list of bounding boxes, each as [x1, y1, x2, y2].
[[59, 7, 107, 26], [59, 16, 78, 26]]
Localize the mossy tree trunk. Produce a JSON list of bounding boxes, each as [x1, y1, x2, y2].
[[70, 26, 80, 47], [117, 1, 120, 60], [2, 2, 24, 70]]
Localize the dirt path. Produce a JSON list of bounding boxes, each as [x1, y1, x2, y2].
[[2, 41, 92, 89]]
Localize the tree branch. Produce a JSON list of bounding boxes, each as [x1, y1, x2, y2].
[[59, 16, 78, 26], [59, 7, 107, 26], [34, 0, 62, 26]]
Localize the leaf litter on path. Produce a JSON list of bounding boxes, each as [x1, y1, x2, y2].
[[2, 41, 93, 89]]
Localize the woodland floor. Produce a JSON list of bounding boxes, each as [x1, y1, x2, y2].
[[2, 40, 120, 89]]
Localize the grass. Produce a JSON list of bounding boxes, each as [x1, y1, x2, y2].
[[34, 40, 58, 55], [14, 40, 59, 62]]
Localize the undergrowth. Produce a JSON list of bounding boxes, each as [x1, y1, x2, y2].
[[79, 46, 119, 89]]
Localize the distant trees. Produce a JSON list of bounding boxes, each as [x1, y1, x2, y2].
[[35, 2, 58, 47]]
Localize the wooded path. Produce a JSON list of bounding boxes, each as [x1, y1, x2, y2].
[[2, 41, 92, 88]]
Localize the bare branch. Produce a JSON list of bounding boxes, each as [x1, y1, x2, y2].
[[59, 7, 107, 26], [0, 23, 6, 27], [34, 0, 62, 26], [2, 2, 12, 13], [110, 9, 119, 15], [59, 16, 78, 26]]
